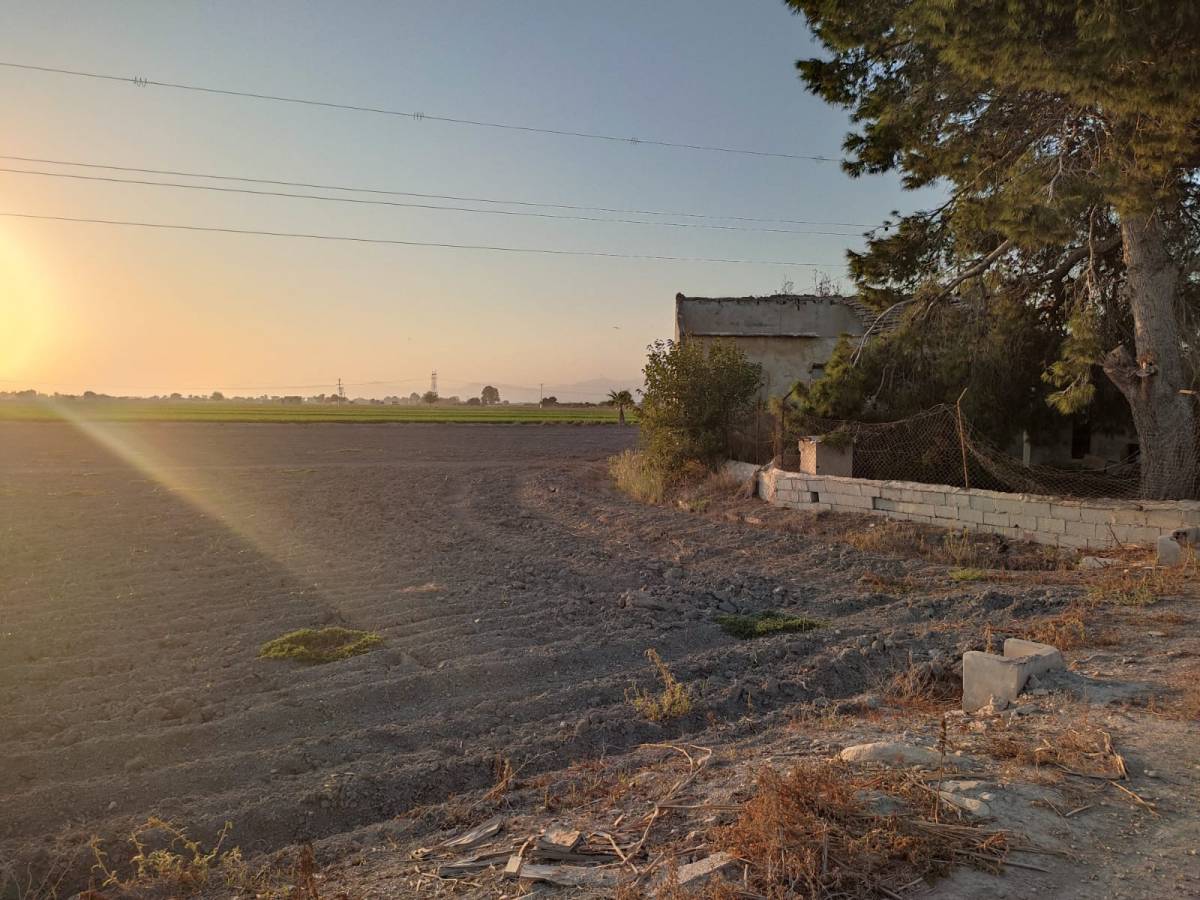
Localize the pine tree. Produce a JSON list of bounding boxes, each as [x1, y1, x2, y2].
[[788, 0, 1200, 497]]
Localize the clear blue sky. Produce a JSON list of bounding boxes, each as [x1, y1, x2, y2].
[[0, 0, 930, 401]]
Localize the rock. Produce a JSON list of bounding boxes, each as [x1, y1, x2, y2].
[[1079, 556, 1119, 570], [839, 742, 943, 768], [664, 852, 738, 889], [938, 791, 991, 817], [1157, 534, 1184, 566], [123, 756, 148, 773]]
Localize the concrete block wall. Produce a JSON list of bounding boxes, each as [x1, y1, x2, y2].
[[746, 464, 1200, 550]]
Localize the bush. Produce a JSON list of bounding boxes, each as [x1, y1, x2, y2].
[[639, 338, 762, 474]]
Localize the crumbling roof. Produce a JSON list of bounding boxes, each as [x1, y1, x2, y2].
[[675, 293, 895, 339]]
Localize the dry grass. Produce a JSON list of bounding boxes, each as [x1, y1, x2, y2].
[[840, 520, 1067, 572], [609, 450, 670, 504], [881, 656, 962, 710], [715, 760, 1010, 899], [985, 710, 1128, 780], [87, 817, 253, 897], [1086, 565, 1188, 607], [858, 571, 921, 594], [627, 649, 693, 721], [1019, 608, 1119, 650]]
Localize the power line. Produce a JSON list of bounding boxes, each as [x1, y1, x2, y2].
[[0, 60, 837, 163], [0, 165, 865, 237], [0, 153, 872, 227], [0, 210, 844, 267]]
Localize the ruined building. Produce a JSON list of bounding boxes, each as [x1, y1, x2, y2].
[[674, 293, 874, 400]]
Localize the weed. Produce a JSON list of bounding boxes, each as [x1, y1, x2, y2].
[[609, 450, 670, 504], [1020, 609, 1118, 650], [1086, 566, 1185, 607], [882, 655, 962, 709], [948, 567, 988, 582], [986, 709, 1127, 779], [858, 571, 920, 594], [627, 649, 693, 721], [717, 760, 1010, 898], [483, 755, 516, 803], [715, 610, 824, 639], [89, 817, 249, 896], [258, 627, 381, 664]]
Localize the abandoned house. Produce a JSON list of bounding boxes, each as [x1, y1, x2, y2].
[[674, 292, 874, 400]]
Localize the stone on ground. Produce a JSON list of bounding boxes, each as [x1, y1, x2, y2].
[[839, 741, 942, 767]]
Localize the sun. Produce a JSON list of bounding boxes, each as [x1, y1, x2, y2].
[[0, 228, 57, 379]]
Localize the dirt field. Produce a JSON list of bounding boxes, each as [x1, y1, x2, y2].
[[2, 423, 1198, 897]]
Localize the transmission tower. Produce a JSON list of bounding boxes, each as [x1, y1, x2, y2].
[[430, 371, 438, 395], [337, 377, 345, 400]]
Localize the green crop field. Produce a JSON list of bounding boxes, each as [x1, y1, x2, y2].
[[0, 400, 634, 425]]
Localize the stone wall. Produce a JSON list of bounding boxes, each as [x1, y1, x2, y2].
[[738, 464, 1200, 550]]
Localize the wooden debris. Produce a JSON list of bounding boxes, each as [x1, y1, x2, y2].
[[503, 856, 619, 888], [439, 815, 504, 851], [436, 848, 515, 877], [535, 827, 582, 858]]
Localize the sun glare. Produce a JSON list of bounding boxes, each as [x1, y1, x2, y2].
[[0, 228, 56, 379]]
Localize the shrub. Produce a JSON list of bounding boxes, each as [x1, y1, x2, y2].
[[639, 338, 762, 474], [259, 627, 381, 663], [716, 611, 824, 639]]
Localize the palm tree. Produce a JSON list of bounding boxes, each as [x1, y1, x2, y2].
[[608, 389, 634, 425]]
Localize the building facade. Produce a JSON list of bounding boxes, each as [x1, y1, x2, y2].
[[674, 293, 873, 400]]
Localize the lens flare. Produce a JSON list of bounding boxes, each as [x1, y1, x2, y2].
[[0, 227, 56, 378]]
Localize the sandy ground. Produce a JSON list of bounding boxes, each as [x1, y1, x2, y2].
[[1, 423, 1197, 897]]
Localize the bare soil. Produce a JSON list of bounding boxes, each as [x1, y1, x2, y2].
[[1, 423, 1197, 898]]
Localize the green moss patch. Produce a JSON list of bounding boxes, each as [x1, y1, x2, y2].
[[948, 567, 988, 582], [259, 627, 382, 664], [716, 611, 824, 639]]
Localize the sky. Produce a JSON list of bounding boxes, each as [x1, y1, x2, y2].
[[0, 0, 930, 402]]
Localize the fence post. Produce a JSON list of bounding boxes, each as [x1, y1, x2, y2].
[[955, 389, 971, 490]]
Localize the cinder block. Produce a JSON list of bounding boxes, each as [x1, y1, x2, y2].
[[873, 497, 897, 512], [964, 641, 1064, 712], [969, 495, 996, 513], [1145, 508, 1186, 529], [1056, 533, 1091, 549], [1002, 639, 1065, 678], [962, 652, 1029, 712], [1080, 506, 1120, 525], [958, 507, 985, 524], [1064, 520, 1097, 539], [983, 512, 1010, 527], [1158, 534, 1183, 566], [1036, 516, 1067, 534], [1050, 503, 1082, 521], [1020, 501, 1052, 517]]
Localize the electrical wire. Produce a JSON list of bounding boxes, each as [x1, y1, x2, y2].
[[0, 166, 865, 236], [0, 210, 844, 267], [0, 60, 837, 162], [0, 153, 872, 227]]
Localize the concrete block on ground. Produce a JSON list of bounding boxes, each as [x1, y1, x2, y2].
[[1158, 534, 1183, 566], [1002, 638, 1065, 679], [963, 651, 1026, 712], [1172, 525, 1200, 546]]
